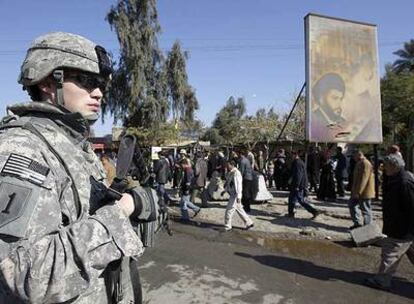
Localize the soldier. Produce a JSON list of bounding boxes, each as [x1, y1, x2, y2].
[[0, 32, 158, 303]]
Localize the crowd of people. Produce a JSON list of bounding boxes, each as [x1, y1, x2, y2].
[[97, 138, 414, 297], [98, 143, 413, 292], [97, 144, 403, 231], [0, 29, 410, 303], [156, 144, 413, 291]]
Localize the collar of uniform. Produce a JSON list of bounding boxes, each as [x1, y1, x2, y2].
[[54, 112, 90, 141], [7, 101, 66, 116], [8, 101, 90, 140]]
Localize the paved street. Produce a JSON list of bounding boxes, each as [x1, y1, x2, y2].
[[139, 221, 414, 304]]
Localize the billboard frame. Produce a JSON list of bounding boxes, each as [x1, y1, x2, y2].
[[304, 13, 382, 144]]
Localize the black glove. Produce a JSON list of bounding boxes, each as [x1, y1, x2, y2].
[[127, 186, 158, 223], [110, 177, 129, 194]]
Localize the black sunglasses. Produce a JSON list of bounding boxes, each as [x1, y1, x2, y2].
[[66, 72, 108, 92]]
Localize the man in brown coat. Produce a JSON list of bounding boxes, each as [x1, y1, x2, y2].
[[348, 150, 375, 229]]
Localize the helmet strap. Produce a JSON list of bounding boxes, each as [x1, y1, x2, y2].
[[52, 70, 65, 107], [51, 69, 99, 125]]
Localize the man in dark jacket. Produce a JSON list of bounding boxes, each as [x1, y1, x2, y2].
[[288, 151, 320, 218], [335, 146, 347, 197], [307, 146, 321, 193], [274, 149, 288, 190], [365, 154, 414, 290], [217, 151, 227, 179], [154, 151, 171, 203], [239, 150, 254, 213], [179, 158, 201, 221]]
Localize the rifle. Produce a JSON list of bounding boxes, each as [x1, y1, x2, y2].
[[109, 134, 173, 244]]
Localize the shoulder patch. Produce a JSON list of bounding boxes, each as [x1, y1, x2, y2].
[[0, 178, 39, 238], [1, 153, 49, 186]]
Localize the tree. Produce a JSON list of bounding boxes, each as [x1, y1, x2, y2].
[[104, 0, 199, 147], [212, 96, 246, 146], [201, 128, 224, 145], [205, 99, 283, 148], [105, 0, 167, 128], [165, 41, 199, 123], [283, 96, 306, 141], [238, 107, 281, 149], [182, 85, 199, 123], [381, 64, 414, 146], [392, 39, 414, 74], [276, 92, 306, 142], [126, 122, 177, 147]]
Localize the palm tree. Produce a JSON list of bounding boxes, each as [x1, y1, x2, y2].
[[392, 39, 414, 74]]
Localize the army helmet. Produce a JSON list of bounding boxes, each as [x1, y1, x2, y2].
[[18, 31, 112, 87]]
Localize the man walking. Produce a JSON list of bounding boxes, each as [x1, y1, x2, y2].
[[224, 160, 254, 231], [239, 150, 254, 213], [274, 149, 288, 190], [307, 146, 321, 193], [179, 158, 201, 221], [154, 151, 172, 203], [335, 146, 347, 197], [365, 154, 414, 290], [288, 151, 320, 218], [256, 150, 265, 174], [191, 151, 208, 207], [349, 150, 375, 229]]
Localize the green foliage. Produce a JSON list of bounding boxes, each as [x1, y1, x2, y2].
[[104, 0, 198, 135], [165, 41, 199, 123], [180, 118, 203, 135], [125, 122, 177, 146], [392, 39, 414, 74], [381, 64, 414, 146], [182, 86, 199, 123], [238, 107, 281, 149], [283, 96, 306, 141], [211, 96, 246, 145], [105, 0, 167, 128], [204, 96, 286, 147], [201, 127, 224, 145]]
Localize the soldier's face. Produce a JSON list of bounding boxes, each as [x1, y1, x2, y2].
[[62, 76, 103, 117]]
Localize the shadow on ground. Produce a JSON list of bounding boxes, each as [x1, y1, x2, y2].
[[235, 252, 414, 300], [255, 214, 350, 234]]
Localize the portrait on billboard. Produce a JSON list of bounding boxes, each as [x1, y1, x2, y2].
[[305, 14, 383, 143]]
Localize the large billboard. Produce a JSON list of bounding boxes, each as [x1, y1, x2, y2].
[[305, 14, 382, 143]]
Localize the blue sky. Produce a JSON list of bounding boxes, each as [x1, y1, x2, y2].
[[0, 0, 412, 136]]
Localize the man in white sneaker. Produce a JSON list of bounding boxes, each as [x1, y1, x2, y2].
[[224, 160, 254, 231]]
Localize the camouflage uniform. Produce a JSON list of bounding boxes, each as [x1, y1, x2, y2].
[[0, 32, 144, 303], [0, 101, 144, 303]]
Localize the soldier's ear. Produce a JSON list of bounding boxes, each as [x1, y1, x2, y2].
[[37, 77, 56, 102]]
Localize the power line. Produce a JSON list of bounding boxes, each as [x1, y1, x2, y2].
[[0, 41, 405, 57]]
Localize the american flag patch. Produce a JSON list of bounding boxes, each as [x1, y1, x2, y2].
[[1, 153, 50, 185]]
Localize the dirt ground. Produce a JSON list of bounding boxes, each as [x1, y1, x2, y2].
[[167, 186, 384, 242]]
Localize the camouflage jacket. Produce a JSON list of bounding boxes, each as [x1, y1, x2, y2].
[[0, 102, 144, 303]]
